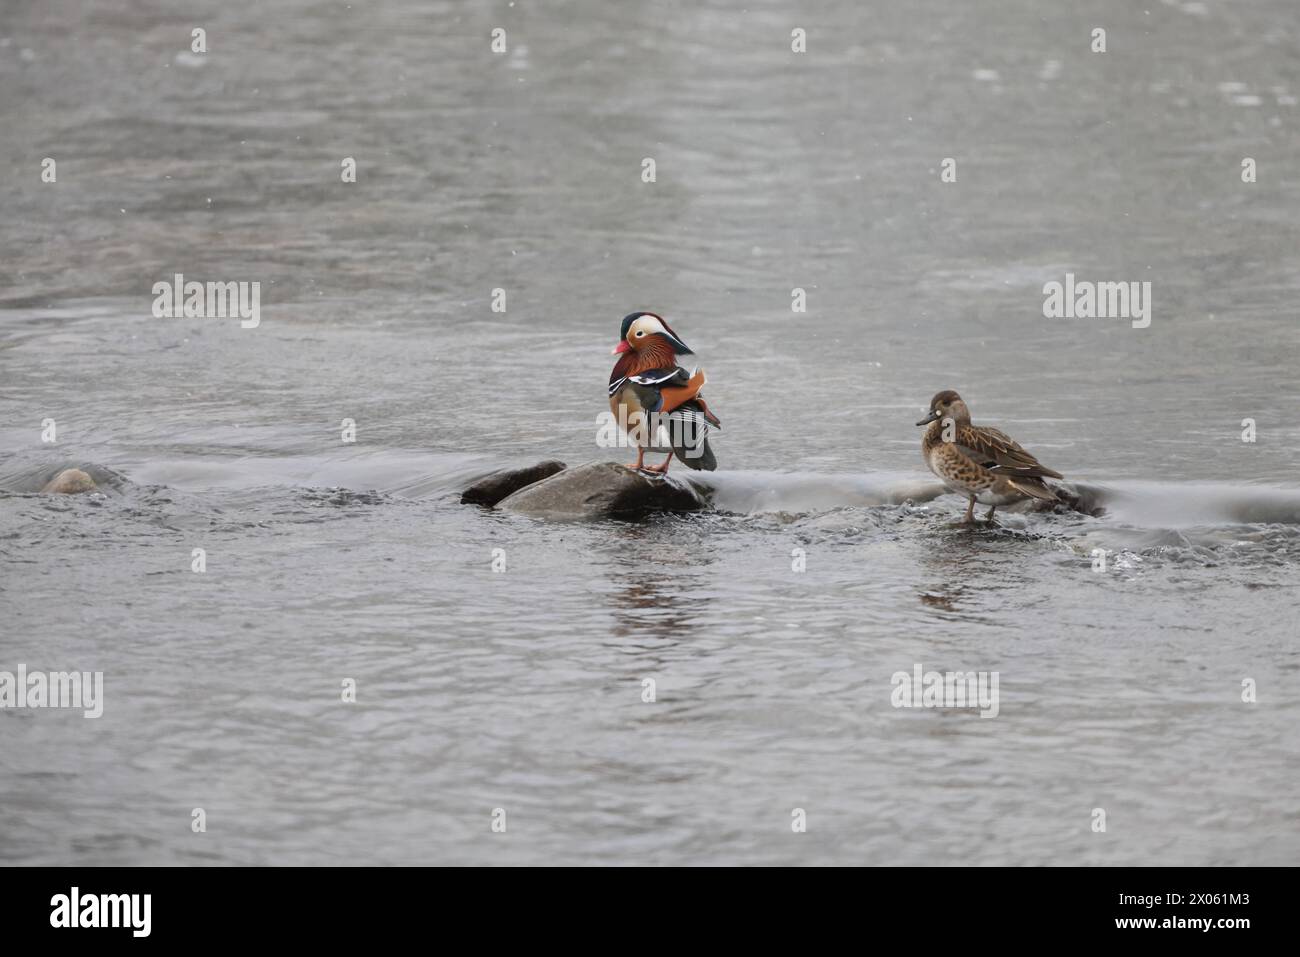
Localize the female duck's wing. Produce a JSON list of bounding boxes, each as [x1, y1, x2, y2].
[[955, 425, 1064, 480]]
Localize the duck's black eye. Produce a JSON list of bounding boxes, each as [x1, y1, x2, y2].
[[636, 331, 645, 337]]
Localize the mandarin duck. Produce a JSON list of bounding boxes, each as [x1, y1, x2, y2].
[[917, 390, 1063, 522], [608, 311, 720, 473]]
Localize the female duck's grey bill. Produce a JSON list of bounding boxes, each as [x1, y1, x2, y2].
[[916, 409, 942, 426]]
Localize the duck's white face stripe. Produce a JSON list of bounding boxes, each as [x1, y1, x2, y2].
[[628, 314, 668, 340]]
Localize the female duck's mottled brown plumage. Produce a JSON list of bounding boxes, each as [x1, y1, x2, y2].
[[917, 390, 1063, 522]]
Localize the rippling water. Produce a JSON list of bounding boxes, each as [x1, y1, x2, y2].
[[2, 0, 1298, 865]]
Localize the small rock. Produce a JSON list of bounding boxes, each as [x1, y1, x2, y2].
[[1029, 481, 1106, 517], [41, 468, 97, 495], [461, 460, 567, 507], [497, 461, 707, 519]]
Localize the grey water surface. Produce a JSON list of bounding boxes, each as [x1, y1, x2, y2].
[[1, 0, 1298, 865]]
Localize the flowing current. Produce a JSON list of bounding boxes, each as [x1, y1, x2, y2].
[[2, 0, 1298, 865]]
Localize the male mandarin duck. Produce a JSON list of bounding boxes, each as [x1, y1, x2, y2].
[[608, 311, 720, 473], [916, 390, 1063, 523]]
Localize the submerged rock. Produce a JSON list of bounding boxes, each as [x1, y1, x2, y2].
[[1042, 481, 1107, 517], [41, 468, 97, 495], [497, 461, 707, 519], [460, 460, 567, 507]]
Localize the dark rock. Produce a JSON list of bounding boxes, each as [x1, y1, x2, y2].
[[497, 461, 707, 519], [1029, 481, 1107, 517], [460, 460, 567, 506]]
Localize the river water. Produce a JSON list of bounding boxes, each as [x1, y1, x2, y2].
[[1, 0, 1297, 865]]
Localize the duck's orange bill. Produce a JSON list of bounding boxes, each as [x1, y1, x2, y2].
[[611, 341, 631, 354]]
